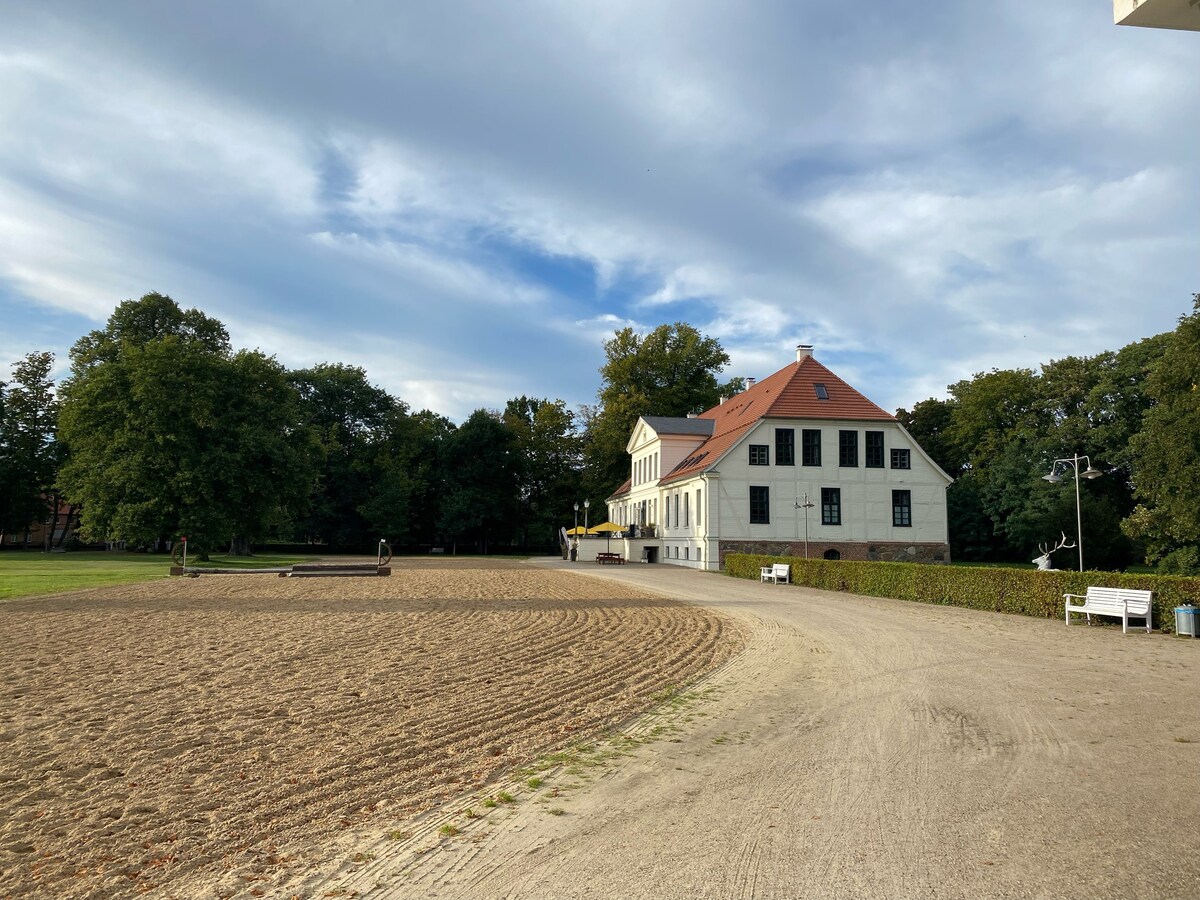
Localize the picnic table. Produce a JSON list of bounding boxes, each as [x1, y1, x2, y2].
[[596, 552, 625, 565]]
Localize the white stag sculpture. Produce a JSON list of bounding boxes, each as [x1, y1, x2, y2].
[[1032, 532, 1076, 571]]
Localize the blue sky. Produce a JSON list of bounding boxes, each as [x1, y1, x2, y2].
[[1, 2, 1197, 421]]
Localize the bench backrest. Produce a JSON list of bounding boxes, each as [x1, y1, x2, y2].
[[773, 564, 790, 577], [1084, 586, 1152, 614]]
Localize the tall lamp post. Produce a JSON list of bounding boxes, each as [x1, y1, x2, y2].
[[1043, 454, 1102, 571], [573, 502, 579, 533], [794, 492, 815, 559], [584, 499, 590, 534]]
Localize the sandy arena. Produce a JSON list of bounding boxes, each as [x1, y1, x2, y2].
[[0, 559, 741, 899]]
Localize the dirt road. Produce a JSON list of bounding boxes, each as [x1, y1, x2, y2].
[[320, 561, 1200, 900]]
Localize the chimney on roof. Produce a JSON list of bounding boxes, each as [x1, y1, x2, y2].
[[797, 344, 814, 362], [746, 377, 756, 390]]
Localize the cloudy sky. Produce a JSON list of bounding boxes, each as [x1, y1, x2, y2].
[[1, 1, 1197, 421]]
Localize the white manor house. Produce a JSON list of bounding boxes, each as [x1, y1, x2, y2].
[[606, 345, 952, 570]]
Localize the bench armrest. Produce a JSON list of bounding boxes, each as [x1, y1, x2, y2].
[[1063, 593, 1086, 601]]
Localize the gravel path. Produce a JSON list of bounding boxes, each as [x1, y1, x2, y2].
[[331, 560, 1200, 900]]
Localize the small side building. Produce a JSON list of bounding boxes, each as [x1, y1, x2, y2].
[[606, 345, 952, 570]]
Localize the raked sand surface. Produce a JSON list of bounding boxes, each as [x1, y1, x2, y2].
[[315, 559, 1200, 900], [0, 559, 740, 899]]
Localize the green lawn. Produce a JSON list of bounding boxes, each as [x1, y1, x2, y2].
[[0, 551, 318, 601]]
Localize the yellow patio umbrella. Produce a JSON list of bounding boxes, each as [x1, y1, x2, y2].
[[587, 521, 624, 550], [587, 522, 623, 534], [565, 526, 590, 536]]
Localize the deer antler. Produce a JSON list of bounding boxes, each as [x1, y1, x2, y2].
[[1052, 531, 1076, 552]]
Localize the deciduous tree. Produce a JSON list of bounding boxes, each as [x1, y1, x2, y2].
[[503, 396, 582, 547], [0, 352, 60, 547], [57, 293, 313, 556], [585, 323, 740, 501], [1124, 295, 1200, 573], [289, 363, 398, 549], [437, 410, 521, 552]]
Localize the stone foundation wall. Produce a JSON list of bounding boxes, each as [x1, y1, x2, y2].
[[717, 540, 950, 569]]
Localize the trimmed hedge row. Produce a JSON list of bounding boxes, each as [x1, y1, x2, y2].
[[726, 553, 1200, 632]]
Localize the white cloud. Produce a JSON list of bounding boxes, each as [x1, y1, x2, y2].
[[1, 1, 1197, 425], [307, 231, 549, 307]]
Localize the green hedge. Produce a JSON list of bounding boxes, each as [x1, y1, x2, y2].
[[727, 554, 1200, 632]]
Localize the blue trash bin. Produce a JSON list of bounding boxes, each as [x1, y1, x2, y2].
[[1175, 606, 1198, 638]]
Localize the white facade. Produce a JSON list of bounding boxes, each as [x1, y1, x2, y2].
[[607, 348, 952, 571]]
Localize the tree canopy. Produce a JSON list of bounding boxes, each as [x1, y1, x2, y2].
[[898, 314, 1180, 570], [1, 287, 1192, 572], [0, 352, 60, 544], [1123, 295, 1200, 572], [583, 322, 740, 502], [56, 294, 314, 555]]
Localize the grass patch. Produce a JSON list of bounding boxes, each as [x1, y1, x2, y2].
[[526, 777, 543, 790], [385, 830, 410, 841], [481, 798, 497, 809], [437, 824, 459, 837], [547, 807, 565, 816], [495, 791, 515, 804], [0, 551, 317, 601]]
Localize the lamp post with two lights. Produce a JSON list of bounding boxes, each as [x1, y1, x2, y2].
[[1042, 454, 1102, 572], [794, 492, 815, 559]]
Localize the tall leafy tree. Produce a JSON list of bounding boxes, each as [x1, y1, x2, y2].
[[585, 323, 740, 502], [289, 363, 398, 549], [503, 396, 582, 547], [900, 327, 1170, 568], [0, 352, 60, 546], [1124, 295, 1200, 573], [361, 406, 453, 548], [437, 410, 521, 552], [896, 397, 964, 478], [221, 351, 319, 554], [57, 293, 313, 555]]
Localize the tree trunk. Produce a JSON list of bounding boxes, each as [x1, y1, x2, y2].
[[228, 535, 252, 556], [54, 505, 74, 549]]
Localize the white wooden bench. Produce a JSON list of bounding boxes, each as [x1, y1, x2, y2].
[[760, 563, 790, 584], [1064, 586, 1153, 634]]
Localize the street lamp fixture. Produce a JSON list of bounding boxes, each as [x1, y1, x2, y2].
[[584, 499, 590, 534], [573, 502, 579, 534], [794, 493, 816, 559], [1042, 454, 1102, 571]]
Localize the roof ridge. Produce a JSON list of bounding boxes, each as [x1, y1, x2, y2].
[[649, 354, 895, 487]]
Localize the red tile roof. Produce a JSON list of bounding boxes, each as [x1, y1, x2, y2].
[[607, 477, 632, 501], [658, 356, 893, 486]]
